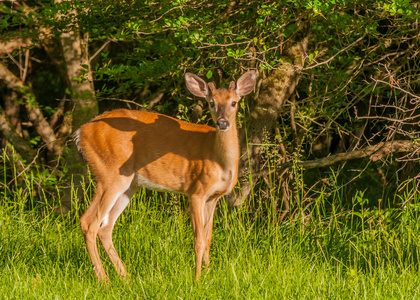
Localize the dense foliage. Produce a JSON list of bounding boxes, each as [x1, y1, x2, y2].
[[0, 0, 419, 209]]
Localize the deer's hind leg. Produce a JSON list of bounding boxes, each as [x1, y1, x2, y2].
[[80, 178, 133, 282], [97, 188, 134, 279]]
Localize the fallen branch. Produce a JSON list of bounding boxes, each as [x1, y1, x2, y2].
[[279, 140, 419, 171]]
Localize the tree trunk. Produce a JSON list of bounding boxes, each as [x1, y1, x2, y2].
[[55, 0, 99, 212], [58, 30, 98, 131]]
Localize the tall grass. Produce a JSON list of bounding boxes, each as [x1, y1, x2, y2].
[[1, 149, 420, 299]]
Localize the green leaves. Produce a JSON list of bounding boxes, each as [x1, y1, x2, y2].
[[380, 0, 416, 15], [308, 53, 314, 63]]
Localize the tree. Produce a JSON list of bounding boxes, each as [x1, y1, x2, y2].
[[0, 0, 98, 210], [0, 0, 419, 213]]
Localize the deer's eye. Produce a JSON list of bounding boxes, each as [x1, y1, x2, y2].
[[210, 100, 215, 108], [232, 101, 237, 107]]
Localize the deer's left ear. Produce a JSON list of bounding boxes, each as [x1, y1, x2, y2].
[[229, 81, 236, 90], [236, 71, 256, 96]]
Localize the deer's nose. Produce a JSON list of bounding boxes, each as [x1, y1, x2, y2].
[[216, 118, 229, 131]]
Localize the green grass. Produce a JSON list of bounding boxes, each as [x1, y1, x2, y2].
[[1, 182, 420, 299]]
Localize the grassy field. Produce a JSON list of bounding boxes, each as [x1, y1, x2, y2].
[[1, 171, 420, 299]]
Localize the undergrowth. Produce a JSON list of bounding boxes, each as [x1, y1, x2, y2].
[[1, 149, 420, 299]]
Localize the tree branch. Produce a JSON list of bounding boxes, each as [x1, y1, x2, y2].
[[0, 62, 63, 157], [279, 140, 419, 171], [0, 38, 32, 54], [0, 105, 36, 162]]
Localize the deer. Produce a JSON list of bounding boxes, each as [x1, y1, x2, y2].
[[74, 70, 257, 283]]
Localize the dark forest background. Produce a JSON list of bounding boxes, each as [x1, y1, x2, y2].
[[0, 0, 419, 216]]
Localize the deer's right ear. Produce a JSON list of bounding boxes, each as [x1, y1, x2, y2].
[[185, 73, 209, 98]]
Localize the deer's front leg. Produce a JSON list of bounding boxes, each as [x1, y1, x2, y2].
[[203, 198, 218, 268], [189, 196, 206, 281]]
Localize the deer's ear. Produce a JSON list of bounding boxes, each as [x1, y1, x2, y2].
[[229, 81, 236, 90], [208, 82, 216, 91], [236, 71, 256, 96], [185, 73, 209, 98]]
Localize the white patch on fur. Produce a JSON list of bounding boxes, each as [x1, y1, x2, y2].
[[99, 182, 131, 228], [135, 173, 176, 192], [206, 181, 224, 199], [73, 129, 82, 152], [73, 129, 87, 161], [100, 212, 109, 227]]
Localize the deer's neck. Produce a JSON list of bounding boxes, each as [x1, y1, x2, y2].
[[214, 123, 240, 175]]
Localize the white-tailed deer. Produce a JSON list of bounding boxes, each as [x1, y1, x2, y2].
[[74, 71, 256, 282]]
